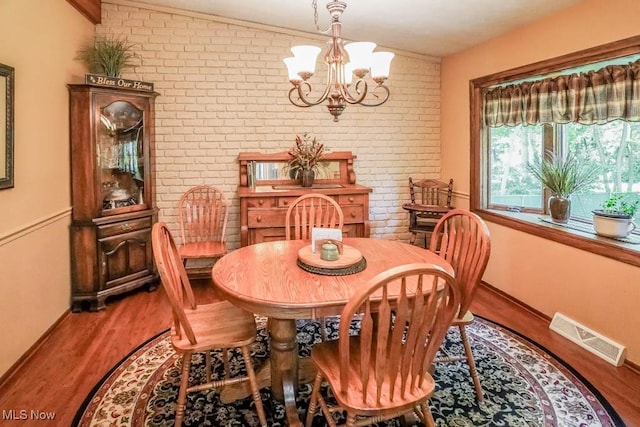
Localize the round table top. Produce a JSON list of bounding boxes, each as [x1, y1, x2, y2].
[[211, 237, 453, 319]]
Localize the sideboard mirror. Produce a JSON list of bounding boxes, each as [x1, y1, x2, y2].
[[254, 160, 341, 182], [238, 151, 358, 189]]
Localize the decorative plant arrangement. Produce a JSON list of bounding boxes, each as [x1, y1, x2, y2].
[[592, 193, 639, 238], [75, 35, 141, 77], [285, 133, 326, 187], [528, 150, 600, 223], [595, 193, 640, 218]]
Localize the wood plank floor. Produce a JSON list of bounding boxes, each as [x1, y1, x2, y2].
[[0, 280, 638, 426]]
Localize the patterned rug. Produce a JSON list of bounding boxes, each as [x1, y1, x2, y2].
[[73, 317, 623, 426]]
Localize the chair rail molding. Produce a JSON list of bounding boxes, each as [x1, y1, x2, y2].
[[0, 208, 72, 247]]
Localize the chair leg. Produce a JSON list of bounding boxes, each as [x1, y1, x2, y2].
[[241, 346, 267, 427], [305, 372, 323, 427], [409, 232, 417, 245], [346, 413, 357, 427], [320, 317, 328, 341], [419, 402, 436, 427], [317, 393, 337, 427], [175, 352, 192, 427], [459, 325, 483, 401], [222, 348, 230, 378], [205, 350, 212, 382]]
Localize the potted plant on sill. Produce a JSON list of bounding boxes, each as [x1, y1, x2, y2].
[[528, 150, 600, 224], [592, 193, 639, 238], [284, 133, 326, 187]]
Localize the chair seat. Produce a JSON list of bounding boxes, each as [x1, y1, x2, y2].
[[171, 301, 257, 352], [402, 203, 452, 214], [311, 337, 436, 414], [178, 241, 227, 259]]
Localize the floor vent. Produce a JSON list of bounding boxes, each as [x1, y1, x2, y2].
[[549, 312, 626, 367]]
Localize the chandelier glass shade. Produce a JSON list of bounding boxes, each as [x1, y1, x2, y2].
[[283, 0, 394, 122]]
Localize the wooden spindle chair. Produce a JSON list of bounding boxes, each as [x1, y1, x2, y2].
[[430, 209, 491, 401], [177, 185, 229, 278], [403, 178, 454, 248], [305, 263, 460, 427], [285, 193, 344, 341], [152, 222, 267, 427]]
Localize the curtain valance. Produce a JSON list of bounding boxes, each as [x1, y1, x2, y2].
[[483, 61, 640, 127]]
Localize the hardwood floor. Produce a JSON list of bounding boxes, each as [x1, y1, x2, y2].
[[0, 280, 638, 426]]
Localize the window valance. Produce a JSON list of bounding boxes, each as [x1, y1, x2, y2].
[[483, 60, 640, 127]]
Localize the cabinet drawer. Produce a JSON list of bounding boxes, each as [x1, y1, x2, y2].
[[247, 208, 286, 228], [97, 217, 152, 238], [277, 196, 300, 208], [247, 197, 277, 208], [337, 194, 366, 205], [343, 205, 365, 223]]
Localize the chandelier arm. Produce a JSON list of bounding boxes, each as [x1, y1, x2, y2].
[[355, 83, 391, 107], [288, 81, 331, 107], [340, 78, 369, 105]]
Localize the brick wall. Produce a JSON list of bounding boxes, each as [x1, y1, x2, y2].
[[99, 1, 441, 248]]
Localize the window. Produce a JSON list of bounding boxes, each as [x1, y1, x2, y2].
[[487, 121, 640, 219], [471, 36, 640, 267]]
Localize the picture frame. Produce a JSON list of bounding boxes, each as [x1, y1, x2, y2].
[[0, 62, 14, 190]]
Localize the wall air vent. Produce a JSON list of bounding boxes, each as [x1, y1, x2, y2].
[[549, 312, 626, 367]]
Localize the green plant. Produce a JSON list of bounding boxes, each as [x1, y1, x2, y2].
[[598, 193, 640, 218], [284, 133, 326, 179], [527, 150, 600, 198], [75, 35, 141, 77]]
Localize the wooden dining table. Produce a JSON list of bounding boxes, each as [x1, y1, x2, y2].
[[211, 237, 454, 426]]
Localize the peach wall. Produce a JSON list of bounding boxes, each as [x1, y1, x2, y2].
[[441, 0, 640, 363], [0, 0, 93, 376]]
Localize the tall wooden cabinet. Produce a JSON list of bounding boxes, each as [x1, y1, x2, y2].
[[68, 84, 159, 312]]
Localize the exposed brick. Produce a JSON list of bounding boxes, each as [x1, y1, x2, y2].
[[100, 2, 441, 249]]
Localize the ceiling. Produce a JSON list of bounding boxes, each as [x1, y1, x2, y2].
[[132, 0, 584, 57]]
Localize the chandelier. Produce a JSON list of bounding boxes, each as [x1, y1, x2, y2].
[[283, 0, 394, 122]]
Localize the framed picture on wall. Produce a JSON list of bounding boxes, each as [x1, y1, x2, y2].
[[0, 62, 14, 190]]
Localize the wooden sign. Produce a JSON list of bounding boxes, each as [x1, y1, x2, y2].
[[85, 74, 154, 91]]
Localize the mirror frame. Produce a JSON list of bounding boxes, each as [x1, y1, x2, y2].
[[238, 151, 358, 188], [0, 63, 14, 190]]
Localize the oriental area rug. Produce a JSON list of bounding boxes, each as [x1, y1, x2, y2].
[[73, 317, 623, 427]]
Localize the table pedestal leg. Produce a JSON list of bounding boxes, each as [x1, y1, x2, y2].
[[269, 318, 301, 425]]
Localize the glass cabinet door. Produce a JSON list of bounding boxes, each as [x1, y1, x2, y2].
[[98, 100, 146, 214]]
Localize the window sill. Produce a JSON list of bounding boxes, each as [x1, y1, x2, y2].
[[474, 209, 640, 268]]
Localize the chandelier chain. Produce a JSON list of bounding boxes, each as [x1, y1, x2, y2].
[[312, 0, 320, 31]]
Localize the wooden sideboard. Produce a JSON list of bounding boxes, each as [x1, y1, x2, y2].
[[238, 151, 372, 246]]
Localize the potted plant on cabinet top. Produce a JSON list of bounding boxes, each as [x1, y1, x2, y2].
[[528, 150, 600, 223], [592, 193, 639, 238], [285, 133, 326, 187], [75, 35, 141, 78]]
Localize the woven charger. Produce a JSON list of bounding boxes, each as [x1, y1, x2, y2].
[[297, 244, 366, 276]]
